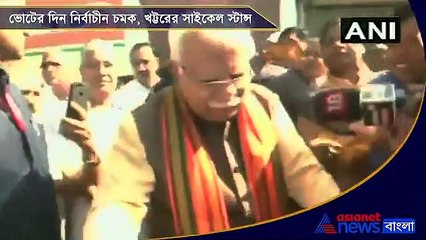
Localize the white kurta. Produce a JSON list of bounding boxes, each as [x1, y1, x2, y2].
[[112, 79, 150, 112]]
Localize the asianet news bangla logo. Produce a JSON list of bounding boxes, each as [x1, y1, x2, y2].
[[314, 213, 416, 235]]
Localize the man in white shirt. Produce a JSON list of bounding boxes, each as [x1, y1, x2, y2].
[[53, 39, 126, 240], [36, 49, 74, 239], [39, 50, 72, 136], [113, 43, 160, 111]]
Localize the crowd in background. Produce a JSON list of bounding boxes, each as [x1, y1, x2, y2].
[[0, 2, 425, 240]]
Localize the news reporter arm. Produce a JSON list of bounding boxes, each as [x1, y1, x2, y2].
[[273, 99, 340, 207], [84, 113, 155, 240]]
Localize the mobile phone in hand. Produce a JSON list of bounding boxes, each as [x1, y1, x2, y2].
[[65, 82, 89, 121]]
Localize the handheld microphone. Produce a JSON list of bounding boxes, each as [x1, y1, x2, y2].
[[360, 84, 396, 127], [310, 88, 361, 123]]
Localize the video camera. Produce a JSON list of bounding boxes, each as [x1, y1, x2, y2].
[[309, 83, 423, 129]]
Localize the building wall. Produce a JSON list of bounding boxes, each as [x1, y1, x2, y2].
[[302, 0, 408, 37], [14, 0, 149, 87], [10, 0, 409, 86], [12, 0, 295, 86]]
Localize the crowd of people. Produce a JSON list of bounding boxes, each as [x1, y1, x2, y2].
[[0, 3, 424, 240]]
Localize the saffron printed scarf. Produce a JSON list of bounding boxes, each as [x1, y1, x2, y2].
[[161, 88, 286, 236]]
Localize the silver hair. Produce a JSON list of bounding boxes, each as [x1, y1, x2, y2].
[[80, 39, 114, 66], [168, 29, 256, 62]]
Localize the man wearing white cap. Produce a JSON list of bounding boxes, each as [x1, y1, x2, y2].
[[39, 49, 73, 142], [255, 27, 310, 81], [255, 32, 288, 79]]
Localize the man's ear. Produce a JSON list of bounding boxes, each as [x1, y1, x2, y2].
[[172, 61, 185, 78]]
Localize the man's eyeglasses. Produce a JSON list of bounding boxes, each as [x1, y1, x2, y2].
[[192, 75, 247, 95]]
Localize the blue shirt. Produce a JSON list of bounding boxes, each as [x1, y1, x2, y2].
[[0, 79, 60, 239], [370, 71, 405, 88], [370, 71, 407, 101]]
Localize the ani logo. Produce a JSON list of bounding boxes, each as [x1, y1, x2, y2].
[[314, 214, 337, 234]]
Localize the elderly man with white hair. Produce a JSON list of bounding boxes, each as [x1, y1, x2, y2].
[[83, 30, 340, 240], [56, 39, 127, 240]]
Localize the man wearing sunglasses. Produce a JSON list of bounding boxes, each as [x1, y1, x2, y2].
[[113, 42, 160, 112], [84, 29, 339, 240]]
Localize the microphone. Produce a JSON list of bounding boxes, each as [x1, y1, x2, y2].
[[310, 88, 361, 123], [309, 83, 416, 129], [360, 84, 396, 127]]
